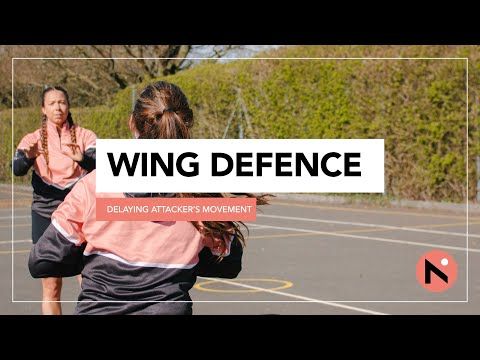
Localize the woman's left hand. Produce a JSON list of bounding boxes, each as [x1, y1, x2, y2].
[[62, 143, 84, 162]]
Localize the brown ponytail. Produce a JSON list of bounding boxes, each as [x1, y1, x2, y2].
[[155, 109, 190, 140], [132, 81, 271, 256], [132, 82, 193, 140]]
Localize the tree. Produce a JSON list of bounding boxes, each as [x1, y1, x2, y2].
[[1, 45, 241, 108]]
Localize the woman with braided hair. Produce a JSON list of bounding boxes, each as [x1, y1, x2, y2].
[[28, 80, 269, 315], [13, 86, 96, 315]]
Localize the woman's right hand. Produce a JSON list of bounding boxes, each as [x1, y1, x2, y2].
[[22, 141, 43, 159]]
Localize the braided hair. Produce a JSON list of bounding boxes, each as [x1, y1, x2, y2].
[[40, 86, 77, 168]]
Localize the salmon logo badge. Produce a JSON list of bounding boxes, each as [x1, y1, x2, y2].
[[416, 250, 458, 292]]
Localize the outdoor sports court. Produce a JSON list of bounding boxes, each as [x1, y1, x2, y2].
[[1, 185, 479, 315]]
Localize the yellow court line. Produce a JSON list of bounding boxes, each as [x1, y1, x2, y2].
[[0, 205, 30, 209], [0, 193, 31, 197], [272, 201, 480, 220], [0, 203, 32, 209], [0, 192, 31, 196], [0, 201, 29, 205], [194, 278, 293, 293], [0, 190, 31, 195], [0, 198, 31, 203], [0, 190, 31, 194], [0, 223, 30, 229], [0, 249, 30, 255], [0, 188, 31, 192], [338, 220, 480, 235], [250, 232, 318, 240]]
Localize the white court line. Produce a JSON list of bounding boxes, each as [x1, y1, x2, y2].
[[258, 214, 480, 239], [0, 239, 31, 244], [0, 215, 30, 220], [0, 207, 30, 212], [249, 224, 480, 253], [197, 277, 387, 315]]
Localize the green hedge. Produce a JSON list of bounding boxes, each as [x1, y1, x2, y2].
[[2, 46, 479, 202]]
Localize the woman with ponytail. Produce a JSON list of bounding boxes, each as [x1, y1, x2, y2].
[[13, 86, 96, 315], [28, 81, 269, 315]]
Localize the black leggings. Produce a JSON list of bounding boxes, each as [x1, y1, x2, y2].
[[31, 210, 51, 244]]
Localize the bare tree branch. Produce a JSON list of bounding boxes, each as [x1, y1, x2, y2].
[[51, 59, 101, 90], [1, 44, 244, 107]]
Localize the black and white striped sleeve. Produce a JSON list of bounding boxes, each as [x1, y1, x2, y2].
[[28, 222, 86, 278]]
